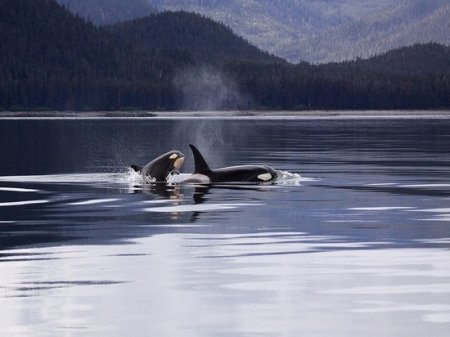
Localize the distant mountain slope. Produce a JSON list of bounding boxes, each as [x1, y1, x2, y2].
[[349, 43, 449, 75], [297, 0, 450, 63], [109, 11, 284, 65], [148, 0, 450, 63], [318, 43, 450, 76], [56, 0, 155, 25], [0, 0, 117, 78], [0, 0, 171, 110], [1, 0, 449, 111], [0, 0, 281, 111]]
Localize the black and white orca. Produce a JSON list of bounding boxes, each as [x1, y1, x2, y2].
[[131, 150, 184, 182], [186, 144, 278, 184]]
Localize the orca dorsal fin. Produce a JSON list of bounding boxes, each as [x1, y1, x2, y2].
[[189, 144, 211, 174], [131, 164, 143, 173]]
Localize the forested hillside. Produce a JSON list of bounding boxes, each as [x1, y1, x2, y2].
[[149, 0, 450, 63], [231, 43, 450, 110], [109, 11, 283, 66], [0, 0, 176, 110], [56, 0, 155, 25], [318, 43, 450, 76], [1, 0, 449, 111]]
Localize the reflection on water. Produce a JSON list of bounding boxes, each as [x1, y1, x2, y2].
[[0, 117, 450, 336], [1, 234, 449, 336]]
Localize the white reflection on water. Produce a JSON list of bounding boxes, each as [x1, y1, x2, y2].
[[0, 173, 130, 184], [0, 187, 40, 193], [346, 206, 450, 223], [144, 203, 261, 213], [0, 117, 449, 336], [1, 233, 450, 337], [409, 208, 450, 222], [0, 200, 49, 207], [68, 198, 121, 206], [349, 206, 414, 211]]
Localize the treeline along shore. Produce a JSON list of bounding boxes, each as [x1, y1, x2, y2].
[[1, 0, 449, 112]]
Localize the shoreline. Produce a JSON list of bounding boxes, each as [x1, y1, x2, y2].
[[0, 110, 449, 119]]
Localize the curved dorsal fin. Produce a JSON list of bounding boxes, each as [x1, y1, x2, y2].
[[189, 144, 211, 174]]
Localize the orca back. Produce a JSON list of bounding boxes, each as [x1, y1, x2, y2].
[[188, 144, 277, 183]]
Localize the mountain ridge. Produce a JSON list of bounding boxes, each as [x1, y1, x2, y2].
[[108, 11, 284, 66], [147, 0, 450, 63], [319, 43, 450, 76], [1, 0, 449, 111], [55, 0, 450, 63], [56, 0, 156, 25]]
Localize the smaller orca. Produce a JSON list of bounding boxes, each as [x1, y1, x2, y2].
[[187, 144, 278, 184], [131, 150, 185, 182]]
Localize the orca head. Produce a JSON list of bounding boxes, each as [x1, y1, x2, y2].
[[158, 150, 185, 176], [135, 150, 185, 182], [256, 166, 278, 182], [256, 172, 274, 182], [168, 150, 185, 171]]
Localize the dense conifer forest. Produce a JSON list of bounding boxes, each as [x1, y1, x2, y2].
[[0, 0, 449, 111], [147, 0, 450, 64]]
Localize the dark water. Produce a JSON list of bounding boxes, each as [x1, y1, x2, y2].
[[1, 116, 449, 336]]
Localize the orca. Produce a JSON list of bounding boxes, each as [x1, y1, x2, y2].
[[131, 150, 184, 182], [187, 144, 278, 184]]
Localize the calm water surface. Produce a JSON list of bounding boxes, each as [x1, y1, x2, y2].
[[1, 116, 450, 336]]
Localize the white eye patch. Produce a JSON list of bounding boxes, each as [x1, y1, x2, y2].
[[257, 173, 273, 181], [169, 153, 178, 160], [174, 157, 185, 170]]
